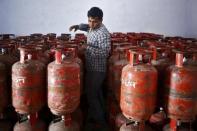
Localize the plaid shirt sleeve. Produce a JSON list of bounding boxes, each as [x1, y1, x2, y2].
[[78, 23, 89, 32], [86, 33, 111, 57]]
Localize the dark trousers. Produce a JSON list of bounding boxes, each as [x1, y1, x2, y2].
[[85, 71, 106, 124]]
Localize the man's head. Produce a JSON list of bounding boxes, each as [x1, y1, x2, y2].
[[87, 7, 103, 29]]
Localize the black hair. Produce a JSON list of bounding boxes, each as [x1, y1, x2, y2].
[[87, 7, 103, 19]]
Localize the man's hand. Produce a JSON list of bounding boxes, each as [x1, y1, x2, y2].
[[78, 44, 87, 55], [81, 44, 88, 50], [69, 25, 79, 32]]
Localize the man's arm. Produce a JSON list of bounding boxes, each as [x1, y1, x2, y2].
[[78, 24, 89, 32], [69, 24, 89, 32]]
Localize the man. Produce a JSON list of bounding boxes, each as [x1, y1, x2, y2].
[[69, 7, 111, 130]]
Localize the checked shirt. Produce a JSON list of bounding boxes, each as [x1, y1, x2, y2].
[[79, 23, 111, 72]]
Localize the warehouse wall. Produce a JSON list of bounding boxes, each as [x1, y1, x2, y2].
[[186, 0, 197, 37], [0, 0, 196, 37]]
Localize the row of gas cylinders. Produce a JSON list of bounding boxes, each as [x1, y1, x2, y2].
[[107, 39, 197, 130], [0, 33, 86, 131], [0, 107, 83, 131], [0, 32, 197, 131], [0, 45, 83, 130]]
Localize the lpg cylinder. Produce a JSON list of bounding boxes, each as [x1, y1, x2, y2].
[[184, 48, 197, 66], [120, 122, 153, 131], [150, 45, 172, 108], [12, 48, 46, 114], [163, 120, 194, 131], [120, 49, 158, 121], [0, 45, 18, 104], [61, 46, 84, 95], [49, 116, 79, 131], [106, 92, 121, 130], [14, 119, 46, 131], [165, 49, 197, 121], [48, 49, 80, 115], [0, 62, 8, 113], [71, 108, 83, 129], [112, 47, 130, 102], [0, 44, 19, 72], [107, 43, 120, 90], [60, 33, 71, 41], [115, 113, 130, 130]]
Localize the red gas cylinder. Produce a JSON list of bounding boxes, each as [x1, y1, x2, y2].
[[75, 33, 86, 41], [14, 119, 46, 131], [46, 33, 56, 40], [0, 62, 8, 113], [60, 33, 71, 41], [107, 43, 136, 91], [49, 116, 79, 131], [150, 45, 172, 108], [148, 108, 167, 130], [115, 113, 131, 130], [48, 49, 80, 115], [185, 48, 197, 66], [120, 49, 158, 122], [107, 43, 120, 90], [71, 108, 83, 130], [106, 92, 121, 130], [12, 48, 46, 114], [60, 45, 84, 95], [20, 45, 50, 65], [112, 47, 130, 102], [1, 34, 15, 40], [163, 120, 194, 131], [120, 122, 153, 131], [165, 49, 197, 122], [0, 45, 18, 71]]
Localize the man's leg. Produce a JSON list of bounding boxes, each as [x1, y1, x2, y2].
[[85, 71, 106, 124]]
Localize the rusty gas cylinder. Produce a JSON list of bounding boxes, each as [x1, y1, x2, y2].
[[107, 43, 136, 91], [0, 44, 18, 71], [163, 121, 194, 131], [120, 49, 158, 121], [46, 33, 56, 40], [112, 47, 130, 102], [151, 45, 172, 108], [20, 45, 50, 65], [106, 92, 121, 130], [35, 47, 50, 65], [12, 48, 46, 114], [75, 33, 86, 41], [14, 119, 46, 131], [61, 46, 84, 95], [120, 122, 153, 131], [48, 49, 80, 115], [49, 115, 79, 131], [1, 34, 15, 40], [71, 108, 83, 129], [149, 108, 166, 124], [107, 43, 122, 90], [30, 33, 43, 40], [0, 62, 8, 113], [165, 49, 197, 121], [115, 113, 131, 130], [184, 48, 197, 66], [60, 33, 71, 41]]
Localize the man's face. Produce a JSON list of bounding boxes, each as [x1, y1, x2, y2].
[[88, 17, 102, 29]]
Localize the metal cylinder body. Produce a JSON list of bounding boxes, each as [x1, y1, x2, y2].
[[12, 49, 46, 114], [48, 50, 80, 115], [120, 50, 158, 121]]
